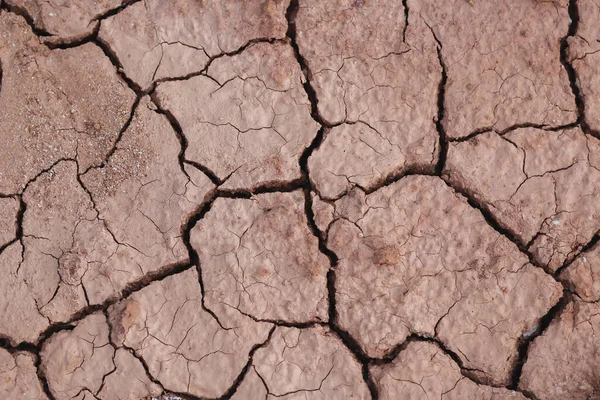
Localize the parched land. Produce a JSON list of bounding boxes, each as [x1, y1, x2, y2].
[[1, 0, 600, 399]]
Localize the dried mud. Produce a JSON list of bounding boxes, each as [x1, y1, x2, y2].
[[1, 0, 599, 399]]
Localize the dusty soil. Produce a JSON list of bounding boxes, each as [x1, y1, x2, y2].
[[0, 0, 599, 399]]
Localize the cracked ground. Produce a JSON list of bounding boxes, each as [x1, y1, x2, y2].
[[1, 0, 600, 399]]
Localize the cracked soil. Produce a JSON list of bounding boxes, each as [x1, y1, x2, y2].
[[1, 0, 600, 399]]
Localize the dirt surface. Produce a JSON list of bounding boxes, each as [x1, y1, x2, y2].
[[1, 1, 599, 400]]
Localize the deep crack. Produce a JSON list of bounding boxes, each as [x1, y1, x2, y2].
[[430, 25, 449, 175], [286, 0, 379, 397], [1, 1, 598, 398], [509, 293, 569, 390], [560, 0, 600, 139], [149, 92, 222, 186]]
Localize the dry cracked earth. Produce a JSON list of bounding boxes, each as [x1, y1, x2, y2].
[[1, 0, 600, 399]]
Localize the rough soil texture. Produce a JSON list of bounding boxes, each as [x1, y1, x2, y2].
[[519, 300, 600, 399], [321, 176, 561, 385], [371, 341, 527, 400], [1, 0, 599, 399], [299, 0, 441, 199], [445, 127, 600, 272], [414, 0, 576, 138]]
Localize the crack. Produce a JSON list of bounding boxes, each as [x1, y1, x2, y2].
[[203, 38, 286, 78], [93, 36, 144, 94], [43, 23, 100, 50], [82, 95, 142, 175], [0, 196, 25, 256], [219, 303, 326, 329], [413, 335, 489, 383], [428, 24, 449, 176], [363, 164, 437, 197], [285, 0, 328, 126], [217, 326, 276, 400], [0, 1, 51, 37], [2, 2, 584, 398], [177, 190, 238, 331], [148, 92, 222, 186], [0, 58, 3, 97], [402, 0, 409, 43], [508, 292, 569, 390], [36, 356, 57, 400], [5, 159, 199, 346], [1, 0, 142, 49], [0, 157, 74, 263], [368, 334, 535, 398], [452, 121, 582, 143], [0, 331, 65, 400], [440, 177, 559, 275], [183, 161, 223, 186], [26, 263, 196, 349], [90, 0, 142, 23], [217, 179, 306, 198], [286, 0, 378, 397], [553, 232, 600, 278], [150, 37, 286, 91], [93, 337, 118, 398], [103, 308, 277, 400], [104, 308, 212, 400], [560, 0, 600, 139]]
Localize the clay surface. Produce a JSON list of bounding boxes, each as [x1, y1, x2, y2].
[[371, 341, 527, 400], [191, 191, 329, 323], [560, 242, 600, 301], [0, 98, 213, 344], [414, 0, 576, 138], [568, 0, 600, 134], [0, 348, 48, 400], [40, 312, 163, 400], [108, 268, 272, 398], [0, 197, 19, 247], [0, 10, 136, 195], [4, 0, 126, 44], [299, 0, 440, 199], [154, 41, 319, 190], [1, 1, 599, 399], [519, 300, 600, 399], [321, 176, 561, 385], [232, 326, 370, 399], [445, 127, 600, 271], [98, 0, 289, 90]]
